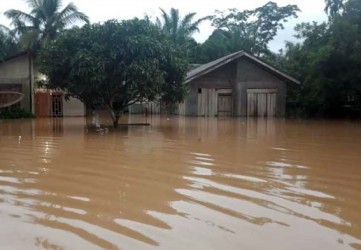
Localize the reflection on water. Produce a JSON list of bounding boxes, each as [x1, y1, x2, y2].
[[0, 116, 361, 249]]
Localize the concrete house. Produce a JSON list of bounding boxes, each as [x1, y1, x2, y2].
[[179, 51, 299, 117], [0, 52, 85, 117]]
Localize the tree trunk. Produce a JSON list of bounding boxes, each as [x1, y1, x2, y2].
[[109, 109, 121, 128], [113, 115, 120, 128]]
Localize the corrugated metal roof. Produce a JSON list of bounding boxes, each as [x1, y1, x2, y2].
[[186, 51, 300, 84]]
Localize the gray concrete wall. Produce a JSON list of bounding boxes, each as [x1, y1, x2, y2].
[[0, 54, 29, 78], [185, 62, 237, 116], [236, 58, 287, 116], [0, 54, 32, 112], [62, 96, 85, 117], [184, 57, 288, 117]]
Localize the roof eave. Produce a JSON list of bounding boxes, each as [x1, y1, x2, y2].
[[186, 51, 245, 83], [186, 51, 300, 85], [0, 51, 29, 65], [242, 52, 300, 85]]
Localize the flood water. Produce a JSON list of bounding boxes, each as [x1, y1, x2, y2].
[[0, 115, 361, 250]]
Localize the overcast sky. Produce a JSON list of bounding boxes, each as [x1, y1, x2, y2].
[[0, 0, 328, 51]]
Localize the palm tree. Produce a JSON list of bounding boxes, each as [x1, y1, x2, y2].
[[156, 8, 209, 46], [325, 0, 345, 18], [5, 0, 89, 51], [0, 25, 19, 61]]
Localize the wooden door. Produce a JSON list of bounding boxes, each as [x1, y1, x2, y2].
[[247, 89, 277, 117], [198, 88, 217, 116], [267, 93, 277, 117], [217, 94, 232, 117], [35, 92, 51, 117]]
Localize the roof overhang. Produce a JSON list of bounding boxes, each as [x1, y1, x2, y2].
[[0, 51, 29, 65], [186, 51, 300, 85]]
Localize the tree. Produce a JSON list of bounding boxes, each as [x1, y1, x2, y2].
[[156, 8, 208, 45], [278, 0, 361, 117], [194, 29, 231, 63], [154, 8, 209, 62], [0, 25, 20, 61], [325, 0, 345, 18], [343, 0, 361, 26], [210, 2, 300, 57], [195, 28, 261, 63], [5, 0, 89, 51], [37, 19, 189, 127]]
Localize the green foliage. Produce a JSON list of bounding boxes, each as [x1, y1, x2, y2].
[[5, 0, 89, 52], [325, 0, 345, 18], [200, 1, 300, 60], [156, 8, 209, 45], [37, 19, 189, 127], [154, 8, 209, 62], [0, 108, 34, 119], [0, 25, 20, 61], [275, 0, 361, 117], [193, 29, 237, 63]]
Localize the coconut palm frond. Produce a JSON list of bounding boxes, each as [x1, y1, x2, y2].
[[180, 12, 197, 30], [25, 0, 42, 11], [58, 2, 89, 24], [59, 11, 89, 26], [4, 0, 88, 54], [0, 24, 12, 34], [5, 9, 37, 25], [170, 8, 180, 36], [43, 0, 62, 18], [157, 8, 206, 45], [155, 17, 162, 29], [159, 8, 171, 33]]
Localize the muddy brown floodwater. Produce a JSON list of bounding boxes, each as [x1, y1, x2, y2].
[[0, 115, 361, 250]]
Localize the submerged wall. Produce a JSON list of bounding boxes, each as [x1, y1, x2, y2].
[[236, 58, 287, 117], [184, 57, 288, 117], [0, 54, 32, 112], [184, 62, 237, 116], [62, 96, 85, 117]]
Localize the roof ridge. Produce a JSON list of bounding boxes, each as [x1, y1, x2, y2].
[[186, 51, 300, 84]]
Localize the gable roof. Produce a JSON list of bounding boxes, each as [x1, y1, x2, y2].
[[186, 51, 300, 84]]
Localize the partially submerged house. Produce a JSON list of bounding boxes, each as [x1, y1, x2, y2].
[[0, 52, 85, 117], [1, 50, 298, 118], [178, 51, 299, 117]]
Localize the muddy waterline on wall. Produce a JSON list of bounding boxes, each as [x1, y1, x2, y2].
[[0, 116, 361, 250]]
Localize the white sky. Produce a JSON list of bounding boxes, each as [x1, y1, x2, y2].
[[0, 0, 328, 51]]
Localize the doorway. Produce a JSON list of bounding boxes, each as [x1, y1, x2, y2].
[[35, 92, 51, 117], [217, 94, 232, 117], [247, 89, 277, 117], [35, 91, 63, 117], [51, 93, 63, 117]]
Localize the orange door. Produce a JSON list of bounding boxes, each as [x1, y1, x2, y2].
[[35, 92, 51, 117]]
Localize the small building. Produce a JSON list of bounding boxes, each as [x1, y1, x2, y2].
[[0, 52, 85, 117], [179, 51, 299, 117]]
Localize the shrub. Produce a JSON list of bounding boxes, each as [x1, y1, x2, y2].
[[0, 108, 35, 119]]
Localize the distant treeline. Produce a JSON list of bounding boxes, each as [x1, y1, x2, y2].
[[0, 0, 360, 118]]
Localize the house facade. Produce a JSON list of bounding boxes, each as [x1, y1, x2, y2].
[[0, 52, 85, 117], [179, 51, 299, 117], [1, 50, 298, 118]]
